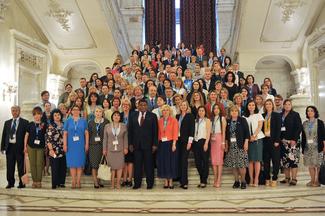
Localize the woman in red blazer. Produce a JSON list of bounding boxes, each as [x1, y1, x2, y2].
[[157, 105, 179, 189]]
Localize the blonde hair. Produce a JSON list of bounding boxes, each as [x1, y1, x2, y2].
[[121, 98, 131, 107], [161, 104, 173, 116]]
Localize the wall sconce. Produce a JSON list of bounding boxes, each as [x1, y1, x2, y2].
[[2, 81, 17, 102], [0, 0, 10, 22]]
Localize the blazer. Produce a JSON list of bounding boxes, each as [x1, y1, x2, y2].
[[145, 96, 158, 111], [225, 117, 250, 149], [158, 117, 178, 142], [99, 94, 113, 105], [103, 123, 128, 152], [128, 111, 158, 150], [1, 117, 29, 152], [280, 110, 302, 144], [301, 119, 325, 153], [203, 79, 216, 92], [246, 84, 260, 99], [176, 113, 195, 144], [180, 56, 190, 70], [262, 112, 281, 144]]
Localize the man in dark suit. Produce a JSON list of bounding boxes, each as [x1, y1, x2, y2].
[[202, 70, 216, 92], [196, 48, 207, 67], [233, 63, 244, 85], [163, 50, 174, 67], [128, 99, 158, 189], [1, 106, 29, 189], [180, 49, 192, 70], [218, 48, 230, 68], [99, 85, 113, 104], [79, 77, 89, 98], [145, 86, 158, 111]]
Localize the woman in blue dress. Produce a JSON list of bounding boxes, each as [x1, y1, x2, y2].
[[63, 105, 89, 189]]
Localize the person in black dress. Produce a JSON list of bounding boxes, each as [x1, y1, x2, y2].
[[128, 99, 158, 189], [279, 99, 302, 186]]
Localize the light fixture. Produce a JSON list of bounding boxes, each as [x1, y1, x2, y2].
[[2, 81, 17, 102], [46, 0, 73, 31], [275, 0, 306, 23]]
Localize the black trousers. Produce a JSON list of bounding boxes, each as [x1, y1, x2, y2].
[[6, 144, 24, 186], [50, 156, 67, 187], [263, 137, 280, 180], [134, 149, 154, 188], [193, 139, 209, 184], [178, 140, 190, 185]]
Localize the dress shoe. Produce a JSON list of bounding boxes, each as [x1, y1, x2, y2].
[[200, 184, 207, 188], [241, 182, 247, 189], [127, 181, 133, 187], [59, 184, 66, 188], [147, 186, 153, 189], [232, 181, 240, 189], [94, 184, 100, 189], [180, 185, 188, 189], [52, 185, 57, 189], [17, 184, 25, 189], [99, 183, 104, 188], [133, 186, 140, 190], [5, 185, 13, 189]]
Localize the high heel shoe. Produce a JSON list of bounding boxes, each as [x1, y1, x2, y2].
[[169, 185, 174, 189], [94, 184, 100, 189]]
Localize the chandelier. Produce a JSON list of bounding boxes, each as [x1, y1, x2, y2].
[[275, 0, 306, 23]]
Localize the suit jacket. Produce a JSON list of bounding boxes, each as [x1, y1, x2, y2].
[[225, 117, 250, 149], [262, 112, 281, 144], [163, 59, 173, 66], [218, 55, 230, 68], [301, 119, 325, 153], [280, 110, 302, 145], [103, 123, 128, 152], [1, 118, 29, 152], [180, 56, 190, 70], [128, 111, 158, 150], [145, 97, 158, 111], [99, 94, 113, 105], [202, 79, 216, 92], [176, 113, 195, 144], [234, 71, 244, 80], [158, 117, 178, 142]]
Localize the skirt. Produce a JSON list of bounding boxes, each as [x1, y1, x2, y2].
[[304, 141, 323, 167], [210, 133, 224, 165], [281, 140, 300, 168], [224, 140, 248, 168], [248, 139, 263, 162], [89, 143, 103, 169], [156, 141, 178, 179]]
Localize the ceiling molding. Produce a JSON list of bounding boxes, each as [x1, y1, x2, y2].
[[15, 0, 49, 44], [260, 0, 315, 43], [21, 0, 97, 50]]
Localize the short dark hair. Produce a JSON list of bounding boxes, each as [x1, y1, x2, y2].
[[87, 92, 99, 106], [111, 111, 121, 122], [305, 106, 319, 119], [246, 75, 255, 83], [65, 83, 72, 89], [244, 99, 259, 117], [50, 109, 63, 124], [41, 90, 49, 97], [32, 106, 43, 115], [139, 98, 148, 104]]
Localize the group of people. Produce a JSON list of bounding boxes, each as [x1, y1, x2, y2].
[[1, 43, 325, 191]]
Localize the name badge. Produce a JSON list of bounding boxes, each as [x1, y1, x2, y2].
[[13, 134, 16, 138], [34, 139, 40, 145], [230, 137, 236, 142], [95, 136, 101, 142], [281, 127, 286, 131], [162, 137, 168, 142], [73, 136, 80, 142], [9, 137, 16, 143], [307, 139, 313, 144]]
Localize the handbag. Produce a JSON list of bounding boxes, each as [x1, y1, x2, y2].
[[97, 155, 111, 181], [21, 155, 30, 185], [319, 155, 325, 185]]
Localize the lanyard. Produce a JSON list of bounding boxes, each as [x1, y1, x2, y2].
[[308, 120, 315, 136], [112, 123, 120, 138], [196, 118, 204, 137], [73, 119, 79, 135], [35, 123, 41, 137], [96, 123, 101, 135], [212, 116, 220, 134], [123, 116, 128, 125]]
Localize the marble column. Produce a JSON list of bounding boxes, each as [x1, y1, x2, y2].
[[289, 68, 312, 121]]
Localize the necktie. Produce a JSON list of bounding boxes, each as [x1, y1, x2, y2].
[[168, 98, 172, 106], [140, 112, 145, 126], [10, 119, 16, 139], [151, 98, 154, 107]]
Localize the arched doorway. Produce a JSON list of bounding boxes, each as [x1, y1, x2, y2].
[[255, 56, 295, 99], [63, 60, 102, 90]]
